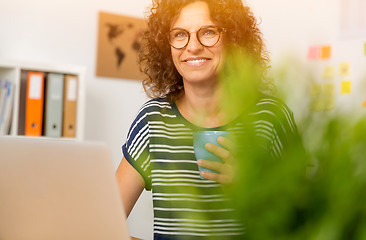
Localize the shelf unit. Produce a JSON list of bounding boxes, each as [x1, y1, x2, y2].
[[0, 60, 86, 140]]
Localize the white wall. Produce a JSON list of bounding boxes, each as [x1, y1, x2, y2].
[[249, 0, 366, 119], [1, 0, 365, 239], [0, 0, 153, 239]]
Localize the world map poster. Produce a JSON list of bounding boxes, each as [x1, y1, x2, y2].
[[96, 11, 147, 80]]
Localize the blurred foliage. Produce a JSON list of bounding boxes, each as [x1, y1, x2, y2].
[[232, 115, 366, 240], [219, 48, 366, 240]]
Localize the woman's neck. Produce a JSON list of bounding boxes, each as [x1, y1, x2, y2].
[[175, 81, 226, 128]]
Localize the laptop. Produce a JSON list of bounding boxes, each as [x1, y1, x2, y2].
[[0, 136, 130, 240]]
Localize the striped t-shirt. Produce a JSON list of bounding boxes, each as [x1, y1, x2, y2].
[[122, 96, 298, 240]]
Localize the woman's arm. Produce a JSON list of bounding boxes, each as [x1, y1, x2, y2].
[[116, 157, 145, 217]]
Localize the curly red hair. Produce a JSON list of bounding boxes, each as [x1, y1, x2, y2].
[[139, 0, 270, 101]]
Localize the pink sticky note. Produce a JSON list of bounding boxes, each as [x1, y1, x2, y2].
[[308, 46, 320, 59]]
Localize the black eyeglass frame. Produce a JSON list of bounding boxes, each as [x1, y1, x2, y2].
[[167, 25, 227, 49]]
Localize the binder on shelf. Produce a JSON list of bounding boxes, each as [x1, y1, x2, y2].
[[62, 74, 78, 138], [0, 80, 15, 135], [0, 80, 7, 116], [25, 72, 45, 136], [44, 73, 64, 138], [18, 70, 29, 135], [0, 80, 8, 133]]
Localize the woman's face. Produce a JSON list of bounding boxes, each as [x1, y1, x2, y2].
[[170, 1, 225, 85]]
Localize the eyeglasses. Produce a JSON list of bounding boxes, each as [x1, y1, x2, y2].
[[167, 25, 226, 49]]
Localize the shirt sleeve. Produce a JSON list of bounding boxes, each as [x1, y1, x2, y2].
[[268, 99, 300, 159], [256, 97, 300, 159], [122, 108, 152, 190]]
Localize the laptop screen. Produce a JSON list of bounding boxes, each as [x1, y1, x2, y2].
[[0, 136, 130, 240]]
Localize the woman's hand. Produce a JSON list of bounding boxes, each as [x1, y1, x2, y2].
[[197, 136, 235, 184]]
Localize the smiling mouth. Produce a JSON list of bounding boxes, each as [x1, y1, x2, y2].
[[185, 59, 208, 63], [183, 57, 212, 64]]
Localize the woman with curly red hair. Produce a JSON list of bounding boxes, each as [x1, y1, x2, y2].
[[139, 0, 269, 101], [116, 0, 298, 239]]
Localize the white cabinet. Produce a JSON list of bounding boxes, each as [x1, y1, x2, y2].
[[0, 60, 85, 140]]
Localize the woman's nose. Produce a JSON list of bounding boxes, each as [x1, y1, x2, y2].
[[186, 33, 204, 53]]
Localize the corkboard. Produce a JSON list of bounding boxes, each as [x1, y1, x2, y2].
[[96, 11, 147, 80]]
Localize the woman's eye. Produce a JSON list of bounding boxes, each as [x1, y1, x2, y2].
[[174, 31, 187, 38], [201, 29, 218, 37]]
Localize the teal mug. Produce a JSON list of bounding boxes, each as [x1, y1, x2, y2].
[[193, 131, 229, 179]]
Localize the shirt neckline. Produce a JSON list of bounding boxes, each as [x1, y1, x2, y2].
[[170, 101, 238, 132]]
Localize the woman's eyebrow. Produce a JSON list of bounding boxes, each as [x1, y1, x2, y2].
[[170, 25, 217, 31]]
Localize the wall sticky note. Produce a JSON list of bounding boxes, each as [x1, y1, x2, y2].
[[323, 83, 335, 110], [339, 62, 350, 76], [341, 80, 352, 94], [323, 66, 335, 79], [323, 83, 335, 96], [310, 83, 322, 96], [310, 98, 324, 112], [322, 66, 335, 79], [308, 46, 320, 59], [324, 96, 335, 111], [321, 45, 332, 59]]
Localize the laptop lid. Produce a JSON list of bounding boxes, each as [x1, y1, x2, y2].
[[0, 136, 130, 240]]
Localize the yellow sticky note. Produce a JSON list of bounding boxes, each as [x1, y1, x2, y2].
[[324, 97, 335, 110], [322, 66, 335, 79], [323, 83, 335, 96], [341, 80, 352, 94], [339, 62, 350, 76], [310, 97, 324, 112], [310, 83, 322, 96], [323, 83, 335, 110], [321, 45, 331, 59]]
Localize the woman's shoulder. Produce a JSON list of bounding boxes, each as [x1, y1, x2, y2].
[[128, 97, 173, 130], [134, 97, 173, 119], [146, 97, 171, 104], [253, 94, 297, 132], [255, 94, 293, 115]]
